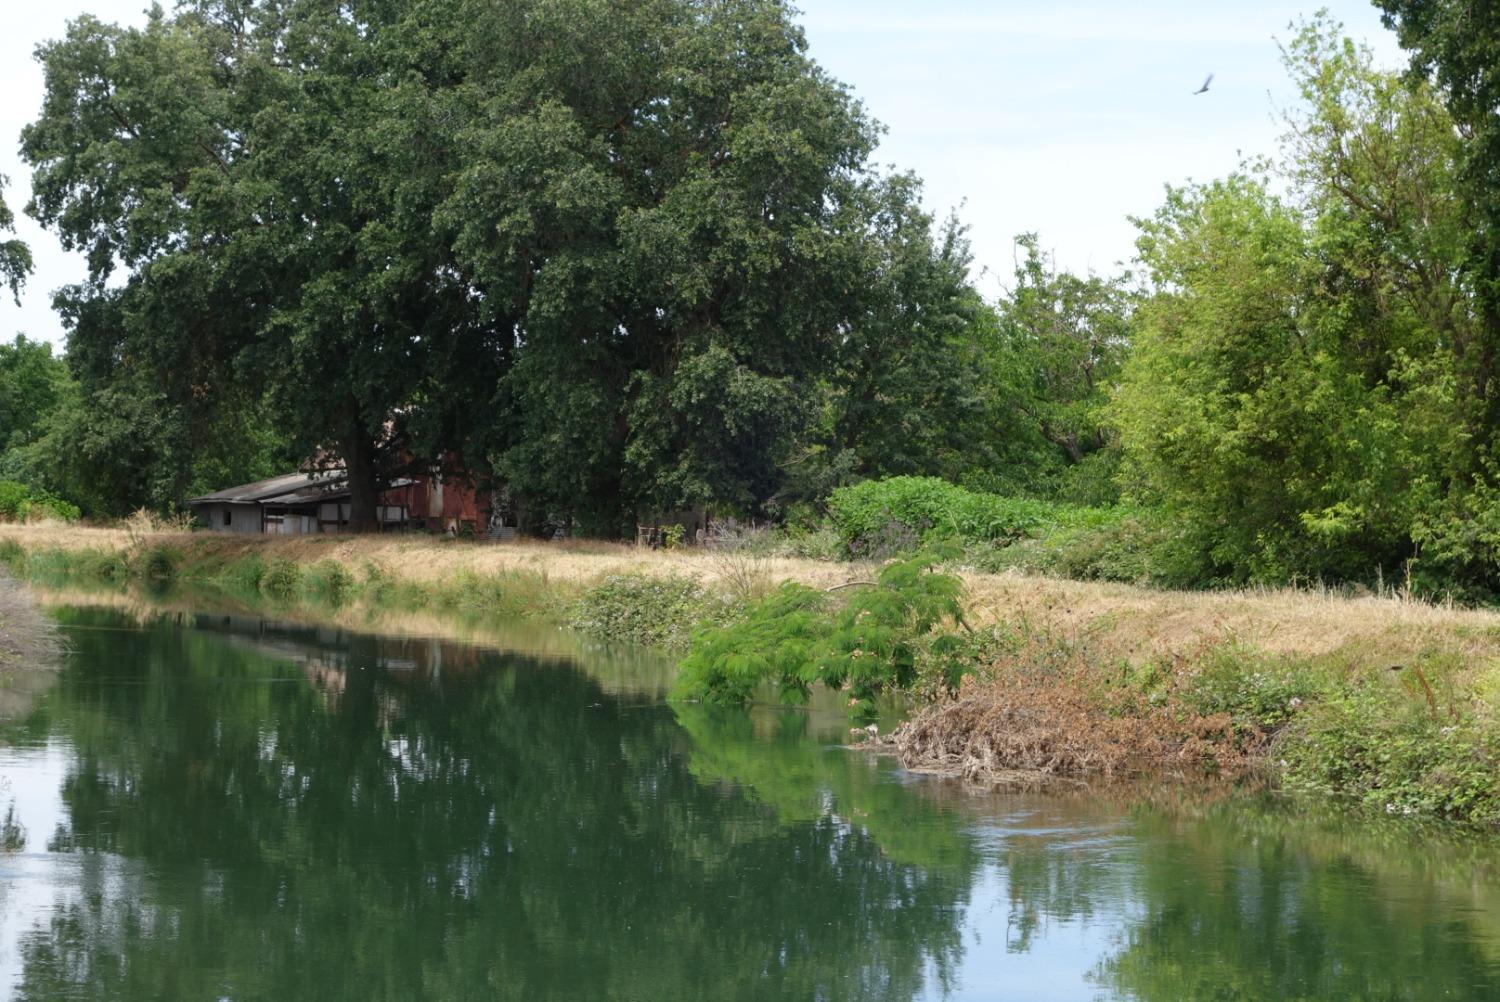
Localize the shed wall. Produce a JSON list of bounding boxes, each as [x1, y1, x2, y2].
[[200, 503, 263, 534]]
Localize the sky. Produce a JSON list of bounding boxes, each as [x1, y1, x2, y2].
[[0, 1, 1406, 347]]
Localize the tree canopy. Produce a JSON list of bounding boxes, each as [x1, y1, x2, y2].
[[1111, 18, 1493, 590], [0, 175, 31, 306], [20, 0, 984, 531]]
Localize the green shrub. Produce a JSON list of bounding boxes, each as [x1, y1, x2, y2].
[[1180, 647, 1323, 734], [0, 482, 28, 519], [673, 583, 829, 704], [29, 492, 80, 522], [0, 481, 80, 523], [309, 559, 355, 605], [674, 551, 967, 718], [1407, 481, 1500, 602], [220, 555, 268, 593], [826, 476, 1127, 558], [83, 550, 127, 580], [571, 573, 722, 651], [135, 544, 178, 581], [972, 511, 1190, 584], [432, 569, 558, 620], [773, 524, 844, 561], [260, 559, 303, 600], [1280, 688, 1500, 828]]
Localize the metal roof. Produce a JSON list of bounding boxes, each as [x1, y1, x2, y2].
[[187, 472, 415, 507], [187, 472, 348, 505]]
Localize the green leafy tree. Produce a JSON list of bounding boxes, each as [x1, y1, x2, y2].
[[0, 336, 72, 460], [431, 0, 961, 529], [24, 0, 980, 532], [986, 234, 1132, 500], [822, 203, 995, 486], [1376, 0, 1500, 456], [1113, 21, 1469, 585], [22, 2, 496, 525], [0, 175, 31, 305]]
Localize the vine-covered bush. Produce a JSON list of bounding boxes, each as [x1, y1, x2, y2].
[[1280, 687, 1500, 827], [571, 573, 726, 651], [673, 552, 968, 718]]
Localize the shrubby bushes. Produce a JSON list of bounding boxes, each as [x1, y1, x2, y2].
[[1280, 675, 1500, 829], [1110, 22, 1500, 600], [0, 480, 80, 523], [571, 574, 733, 652], [673, 552, 969, 718], [826, 476, 1126, 555]]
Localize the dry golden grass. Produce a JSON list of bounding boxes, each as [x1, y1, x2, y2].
[[0, 522, 859, 589], [7, 521, 1500, 675], [961, 570, 1500, 672]]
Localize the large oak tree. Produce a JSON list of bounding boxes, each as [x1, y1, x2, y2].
[[24, 0, 970, 530]]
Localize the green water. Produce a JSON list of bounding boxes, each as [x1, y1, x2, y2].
[[2, 604, 1499, 1001]]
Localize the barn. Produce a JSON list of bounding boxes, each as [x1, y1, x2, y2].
[[188, 469, 502, 536]]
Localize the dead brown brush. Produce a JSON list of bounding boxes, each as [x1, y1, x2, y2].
[[889, 625, 1276, 786], [893, 678, 1261, 786]]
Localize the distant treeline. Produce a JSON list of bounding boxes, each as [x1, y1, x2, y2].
[[3, 2, 1499, 599]]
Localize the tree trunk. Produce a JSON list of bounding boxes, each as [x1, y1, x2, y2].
[[342, 424, 381, 534]]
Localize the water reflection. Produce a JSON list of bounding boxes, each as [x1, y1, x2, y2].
[[1093, 804, 1500, 1000], [0, 604, 1497, 1001], [6, 608, 973, 1001]]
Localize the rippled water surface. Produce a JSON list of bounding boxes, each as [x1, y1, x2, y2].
[[1, 602, 1498, 1000]]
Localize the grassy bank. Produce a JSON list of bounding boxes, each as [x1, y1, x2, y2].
[[0, 522, 861, 652], [4, 522, 1500, 829]]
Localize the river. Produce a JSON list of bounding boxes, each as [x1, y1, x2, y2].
[[0, 600, 1498, 1000]]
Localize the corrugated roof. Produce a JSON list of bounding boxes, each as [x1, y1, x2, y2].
[[187, 472, 347, 505], [187, 473, 415, 506], [271, 477, 414, 506]]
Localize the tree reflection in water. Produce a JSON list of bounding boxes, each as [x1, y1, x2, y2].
[[13, 609, 975, 1001], [6, 606, 1500, 1001]]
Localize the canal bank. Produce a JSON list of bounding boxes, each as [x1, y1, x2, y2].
[[3, 523, 1500, 829], [0, 596, 1498, 1000]]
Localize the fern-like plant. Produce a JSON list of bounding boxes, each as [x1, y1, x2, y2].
[[673, 551, 967, 718]]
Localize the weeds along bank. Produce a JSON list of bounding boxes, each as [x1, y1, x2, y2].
[[3, 522, 1500, 830], [0, 522, 858, 650]]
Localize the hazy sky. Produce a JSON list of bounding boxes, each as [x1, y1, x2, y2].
[[0, 1, 1405, 347]]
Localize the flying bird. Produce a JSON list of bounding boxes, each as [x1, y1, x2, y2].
[[1193, 73, 1214, 95]]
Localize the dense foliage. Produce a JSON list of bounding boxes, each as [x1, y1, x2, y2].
[[1113, 19, 1500, 596], [17, 0, 997, 531], [13, 4, 1500, 600], [674, 551, 967, 717], [0, 480, 80, 523], [825, 475, 1119, 556], [0, 175, 30, 306]]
